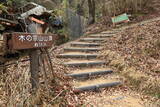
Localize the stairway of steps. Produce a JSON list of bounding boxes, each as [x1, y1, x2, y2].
[[56, 31, 122, 92]]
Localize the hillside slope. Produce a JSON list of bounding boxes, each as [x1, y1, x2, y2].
[[100, 19, 160, 101], [103, 20, 160, 75]]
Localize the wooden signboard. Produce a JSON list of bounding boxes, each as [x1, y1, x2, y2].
[[5, 32, 56, 50]]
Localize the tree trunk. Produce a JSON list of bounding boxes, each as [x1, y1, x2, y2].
[[88, 0, 95, 25], [77, 0, 86, 16]]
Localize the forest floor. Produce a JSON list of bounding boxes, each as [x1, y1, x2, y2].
[[0, 16, 159, 107], [0, 1, 160, 106]]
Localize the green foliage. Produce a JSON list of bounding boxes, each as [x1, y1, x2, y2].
[[6, 0, 27, 6], [62, 0, 68, 9], [52, 9, 64, 18], [0, 3, 8, 13], [55, 29, 69, 45], [0, 24, 5, 30], [56, 29, 65, 35]]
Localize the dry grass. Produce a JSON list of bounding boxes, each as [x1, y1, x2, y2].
[[0, 55, 81, 106], [0, 61, 32, 106]]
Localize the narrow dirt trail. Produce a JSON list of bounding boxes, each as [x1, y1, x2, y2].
[[55, 29, 149, 106]]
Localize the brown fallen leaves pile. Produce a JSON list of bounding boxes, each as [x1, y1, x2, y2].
[[101, 20, 160, 104], [103, 20, 160, 75], [0, 55, 82, 106]]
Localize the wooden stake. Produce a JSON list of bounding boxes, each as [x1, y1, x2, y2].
[[29, 50, 39, 90], [27, 23, 40, 92]]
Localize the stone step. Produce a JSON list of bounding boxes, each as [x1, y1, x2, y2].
[[67, 69, 113, 78], [88, 34, 114, 38], [101, 31, 118, 34], [64, 47, 102, 52], [80, 38, 105, 42], [71, 42, 101, 47], [74, 82, 121, 92], [73, 78, 122, 92], [64, 60, 105, 67], [57, 52, 99, 59]]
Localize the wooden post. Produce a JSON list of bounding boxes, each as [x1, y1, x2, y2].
[[29, 50, 39, 90], [27, 23, 40, 91]]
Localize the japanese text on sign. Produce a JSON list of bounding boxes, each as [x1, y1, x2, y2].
[[5, 33, 56, 50]]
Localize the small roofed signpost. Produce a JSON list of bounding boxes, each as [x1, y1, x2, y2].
[[1, 2, 57, 95], [4, 22, 56, 93]]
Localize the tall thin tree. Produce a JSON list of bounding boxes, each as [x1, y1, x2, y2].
[[88, 0, 95, 25]]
